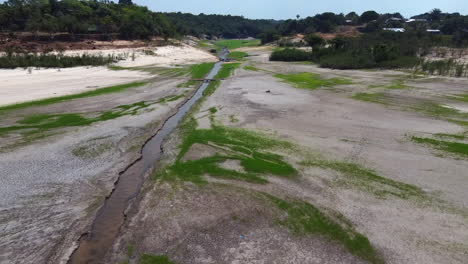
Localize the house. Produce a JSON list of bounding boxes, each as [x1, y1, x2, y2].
[[383, 28, 406, 33], [426, 29, 441, 34], [406, 18, 427, 23], [386, 17, 403, 22]]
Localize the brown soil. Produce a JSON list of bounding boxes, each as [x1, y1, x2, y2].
[[0, 32, 165, 52]]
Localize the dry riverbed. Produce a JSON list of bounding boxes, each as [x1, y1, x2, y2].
[[108, 48, 468, 264], [0, 46, 217, 263]]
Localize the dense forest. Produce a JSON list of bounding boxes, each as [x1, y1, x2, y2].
[[0, 0, 468, 49], [0, 0, 177, 39], [0, 0, 277, 39], [1, 1, 467, 41], [165, 12, 277, 39]]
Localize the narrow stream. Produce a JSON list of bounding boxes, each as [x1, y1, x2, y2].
[[68, 49, 229, 264]]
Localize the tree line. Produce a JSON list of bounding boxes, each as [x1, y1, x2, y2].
[[0, 0, 177, 39], [1, 1, 467, 42]]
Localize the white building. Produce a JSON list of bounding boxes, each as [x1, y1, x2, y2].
[[383, 28, 406, 32]]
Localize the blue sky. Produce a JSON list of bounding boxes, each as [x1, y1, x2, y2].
[[135, 0, 467, 19]]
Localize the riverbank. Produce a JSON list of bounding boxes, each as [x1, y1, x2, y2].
[[0, 44, 217, 107], [0, 45, 218, 263]]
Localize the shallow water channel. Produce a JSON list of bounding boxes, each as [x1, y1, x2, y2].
[[68, 49, 228, 264]]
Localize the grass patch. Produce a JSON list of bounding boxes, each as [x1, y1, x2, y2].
[[351, 92, 389, 105], [209, 107, 218, 114], [386, 80, 409, 89], [139, 254, 174, 264], [228, 51, 248, 60], [216, 63, 241, 79], [157, 122, 296, 185], [190, 63, 216, 79], [449, 119, 468, 127], [244, 65, 260, 71], [411, 102, 468, 119], [158, 93, 186, 103], [411, 136, 468, 157], [0, 81, 148, 112], [274, 72, 351, 90], [435, 133, 466, 140], [0, 101, 152, 136], [178, 63, 216, 88], [448, 94, 468, 103], [214, 39, 260, 50], [301, 160, 425, 199], [266, 195, 383, 264]]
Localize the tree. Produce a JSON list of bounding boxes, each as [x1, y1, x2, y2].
[[429, 8, 442, 21], [305, 33, 325, 48], [259, 30, 280, 44], [360, 11, 380, 23], [119, 0, 133, 5]]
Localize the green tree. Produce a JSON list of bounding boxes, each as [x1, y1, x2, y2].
[[360, 11, 380, 23], [305, 34, 325, 48]]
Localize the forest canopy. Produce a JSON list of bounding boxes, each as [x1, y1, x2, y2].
[[0, 1, 467, 41]]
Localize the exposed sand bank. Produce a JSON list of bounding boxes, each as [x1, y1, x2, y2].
[[0, 67, 151, 106], [0, 45, 216, 106]]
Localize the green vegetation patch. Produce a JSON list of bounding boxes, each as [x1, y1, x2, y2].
[[266, 195, 383, 264], [411, 136, 468, 157], [411, 102, 468, 119], [0, 81, 148, 112], [216, 63, 241, 79], [351, 92, 389, 105], [0, 101, 152, 136], [228, 51, 248, 60], [209, 107, 218, 114], [0, 53, 121, 69], [158, 93, 186, 103], [190, 62, 216, 79], [449, 94, 468, 103], [386, 80, 409, 89], [270, 48, 313, 62], [178, 63, 216, 88], [244, 65, 260, 71], [214, 39, 260, 50], [139, 254, 175, 264], [274, 72, 351, 90], [157, 121, 297, 185], [301, 160, 425, 200], [435, 133, 466, 140]]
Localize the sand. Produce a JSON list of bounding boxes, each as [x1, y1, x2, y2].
[[0, 45, 217, 106], [0, 67, 151, 106], [60, 44, 218, 67]]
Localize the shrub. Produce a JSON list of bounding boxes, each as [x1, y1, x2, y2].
[[0, 53, 121, 68], [318, 52, 375, 69], [270, 48, 313, 62]]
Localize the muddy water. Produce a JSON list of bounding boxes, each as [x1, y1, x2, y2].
[[68, 50, 228, 264]]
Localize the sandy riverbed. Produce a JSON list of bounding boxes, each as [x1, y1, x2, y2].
[[0, 44, 216, 106], [108, 48, 468, 264]]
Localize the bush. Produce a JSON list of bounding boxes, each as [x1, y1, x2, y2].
[[376, 56, 421, 69], [0, 53, 121, 69], [318, 52, 376, 69], [270, 48, 313, 62]]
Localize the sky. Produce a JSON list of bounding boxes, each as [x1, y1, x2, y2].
[[135, 0, 467, 20]]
